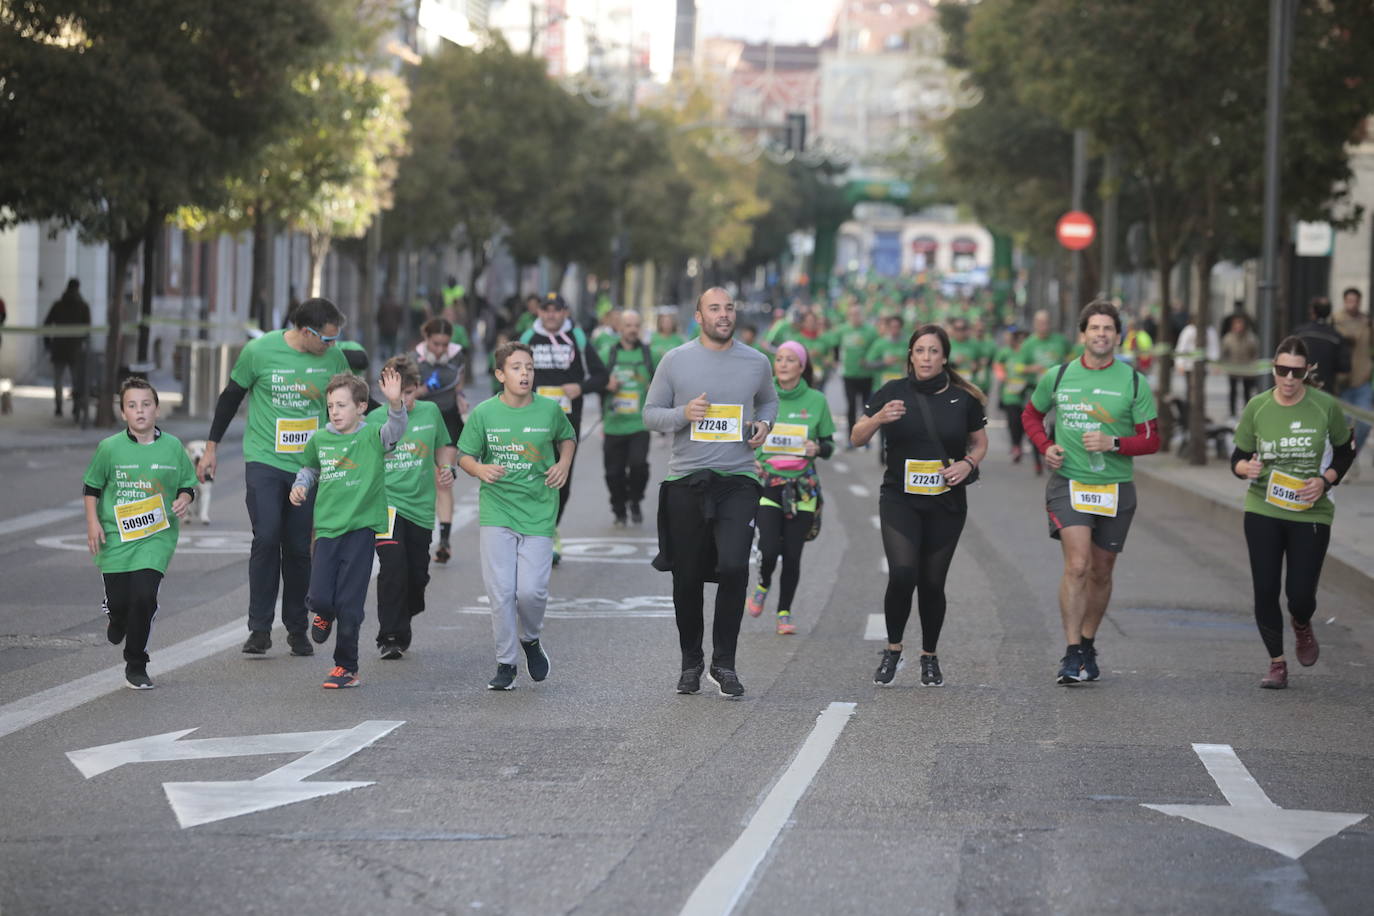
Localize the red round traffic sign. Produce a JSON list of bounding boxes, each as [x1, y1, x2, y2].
[[1056, 211, 1096, 250]]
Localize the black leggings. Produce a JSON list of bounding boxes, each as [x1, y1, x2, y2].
[[1243, 512, 1331, 658], [755, 485, 813, 613], [375, 513, 432, 648], [662, 475, 759, 669], [1002, 403, 1025, 449], [879, 495, 966, 652], [843, 376, 873, 432], [103, 569, 163, 666]]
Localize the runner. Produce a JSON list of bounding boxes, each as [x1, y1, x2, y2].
[[1232, 337, 1354, 689], [993, 329, 1035, 466], [368, 356, 456, 660], [745, 341, 835, 635], [651, 309, 685, 366], [197, 297, 350, 656], [414, 318, 468, 565], [644, 287, 778, 698], [602, 309, 654, 526], [83, 378, 198, 689], [457, 342, 576, 690], [851, 325, 988, 687], [1022, 300, 1160, 685], [520, 293, 609, 563], [838, 303, 878, 441], [863, 314, 909, 459]]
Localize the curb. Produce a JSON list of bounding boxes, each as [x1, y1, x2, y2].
[[1134, 465, 1373, 596]]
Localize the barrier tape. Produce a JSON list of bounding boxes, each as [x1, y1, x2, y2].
[[0, 317, 260, 336]]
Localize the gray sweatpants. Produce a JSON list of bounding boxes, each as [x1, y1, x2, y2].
[[479, 526, 554, 665]]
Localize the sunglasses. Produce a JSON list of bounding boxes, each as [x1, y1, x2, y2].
[[1272, 363, 1306, 378], [304, 326, 341, 343]]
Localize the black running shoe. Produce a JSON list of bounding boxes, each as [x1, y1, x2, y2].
[[874, 649, 904, 686], [707, 666, 744, 698], [310, 613, 334, 644], [1057, 648, 1085, 685], [612, 514, 627, 528], [920, 654, 944, 687], [378, 640, 404, 661], [629, 502, 643, 525], [124, 666, 155, 690], [1081, 644, 1100, 681], [676, 664, 704, 695], [241, 630, 271, 655], [487, 663, 517, 690], [522, 639, 550, 682], [434, 541, 451, 564], [287, 631, 314, 657]]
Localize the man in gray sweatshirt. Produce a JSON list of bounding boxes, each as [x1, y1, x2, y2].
[[643, 288, 779, 698]]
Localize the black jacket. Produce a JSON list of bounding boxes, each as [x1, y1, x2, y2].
[[1292, 321, 1350, 392]]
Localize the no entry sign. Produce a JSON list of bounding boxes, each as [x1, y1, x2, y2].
[[1057, 211, 1096, 250]]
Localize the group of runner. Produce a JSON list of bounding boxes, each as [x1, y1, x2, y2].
[[81, 285, 1353, 695]]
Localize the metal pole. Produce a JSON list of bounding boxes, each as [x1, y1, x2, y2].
[[1069, 128, 1088, 326], [1258, 0, 1288, 358], [1100, 148, 1118, 300]]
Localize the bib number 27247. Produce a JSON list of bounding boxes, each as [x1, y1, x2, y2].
[[691, 404, 743, 442]]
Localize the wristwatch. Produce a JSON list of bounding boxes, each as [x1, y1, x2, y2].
[[1112, 436, 1121, 452]]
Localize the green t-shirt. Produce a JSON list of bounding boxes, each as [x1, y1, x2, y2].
[[366, 399, 451, 530], [994, 345, 1034, 407], [650, 332, 684, 366], [838, 325, 877, 378], [603, 344, 653, 437], [228, 330, 351, 473], [457, 395, 575, 537], [1019, 333, 1071, 372], [300, 422, 390, 539], [83, 430, 199, 574], [1029, 357, 1157, 485], [1233, 388, 1351, 525], [865, 336, 909, 387], [514, 312, 538, 337], [755, 380, 835, 479], [948, 338, 983, 379]]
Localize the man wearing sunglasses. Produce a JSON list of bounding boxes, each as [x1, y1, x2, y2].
[[197, 297, 351, 656]]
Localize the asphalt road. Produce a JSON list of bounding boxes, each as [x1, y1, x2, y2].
[[1, 395, 1371, 916]]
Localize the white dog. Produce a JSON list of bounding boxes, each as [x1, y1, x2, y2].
[[184, 439, 213, 525]]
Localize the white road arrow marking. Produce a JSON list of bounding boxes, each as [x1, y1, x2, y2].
[[67, 727, 355, 778], [1142, 743, 1367, 859]]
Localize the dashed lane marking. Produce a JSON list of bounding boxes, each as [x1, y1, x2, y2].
[[864, 614, 885, 640], [847, 483, 870, 498]]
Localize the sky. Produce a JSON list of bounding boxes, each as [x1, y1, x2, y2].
[[696, 0, 841, 44]]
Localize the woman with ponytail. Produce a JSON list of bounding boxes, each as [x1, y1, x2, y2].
[[850, 324, 988, 687]]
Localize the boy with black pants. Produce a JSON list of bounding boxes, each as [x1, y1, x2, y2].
[[368, 356, 455, 659], [83, 378, 198, 689], [290, 368, 407, 688]]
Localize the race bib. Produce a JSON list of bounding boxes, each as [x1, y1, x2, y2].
[[763, 423, 808, 456], [1004, 378, 1027, 396], [275, 417, 318, 453], [114, 495, 170, 543], [611, 392, 641, 415], [1265, 470, 1313, 512], [903, 459, 949, 496], [537, 386, 572, 414], [1069, 480, 1119, 517], [691, 404, 743, 442], [378, 506, 398, 539]]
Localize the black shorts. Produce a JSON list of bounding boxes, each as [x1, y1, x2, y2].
[[440, 407, 463, 444], [1045, 475, 1138, 554]]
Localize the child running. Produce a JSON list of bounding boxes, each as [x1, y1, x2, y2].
[[368, 356, 455, 660], [83, 378, 199, 689], [290, 366, 408, 688], [457, 341, 575, 690]]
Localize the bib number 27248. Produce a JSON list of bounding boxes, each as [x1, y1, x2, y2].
[[691, 404, 743, 442]]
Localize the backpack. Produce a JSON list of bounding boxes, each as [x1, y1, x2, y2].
[[606, 341, 655, 378]]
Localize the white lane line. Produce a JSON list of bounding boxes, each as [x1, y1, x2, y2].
[[0, 499, 84, 535], [832, 461, 850, 474], [680, 702, 857, 916], [0, 620, 245, 741], [864, 614, 885, 641], [869, 515, 880, 530], [847, 483, 869, 498], [880, 556, 888, 574]]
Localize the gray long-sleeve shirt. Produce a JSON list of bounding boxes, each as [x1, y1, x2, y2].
[[292, 405, 408, 491], [642, 338, 779, 478]]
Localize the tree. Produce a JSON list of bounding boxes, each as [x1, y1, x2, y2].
[[0, 0, 341, 424]]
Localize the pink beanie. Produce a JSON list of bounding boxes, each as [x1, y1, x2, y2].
[[777, 340, 809, 368]]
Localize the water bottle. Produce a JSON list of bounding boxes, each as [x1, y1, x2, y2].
[[1089, 449, 1106, 472]]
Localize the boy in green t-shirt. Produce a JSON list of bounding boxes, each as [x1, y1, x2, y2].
[[602, 310, 655, 526], [368, 356, 456, 660], [83, 378, 199, 689], [289, 367, 408, 688], [458, 342, 576, 691]]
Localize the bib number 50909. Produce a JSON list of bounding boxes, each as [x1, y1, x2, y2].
[[114, 495, 170, 542]]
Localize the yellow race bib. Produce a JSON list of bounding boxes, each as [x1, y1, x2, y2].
[[114, 495, 170, 543], [1069, 480, 1119, 517], [691, 404, 744, 442], [1265, 470, 1313, 512], [611, 392, 641, 415], [763, 423, 808, 456], [537, 386, 572, 414], [880, 370, 905, 386], [903, 459, 949, 495], [275, 417, 318, 454], [378, 506, 398, 539]]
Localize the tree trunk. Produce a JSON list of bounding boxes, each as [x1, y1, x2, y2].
[[308, 233, 331, 298], [1153, 253, 1177, 451], [359, 217, 380, 359], [136, 207, 159, 363], [1187, 251, 1217, 466], [250, 201, 270, 331], [97, 238, 140, 427]]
